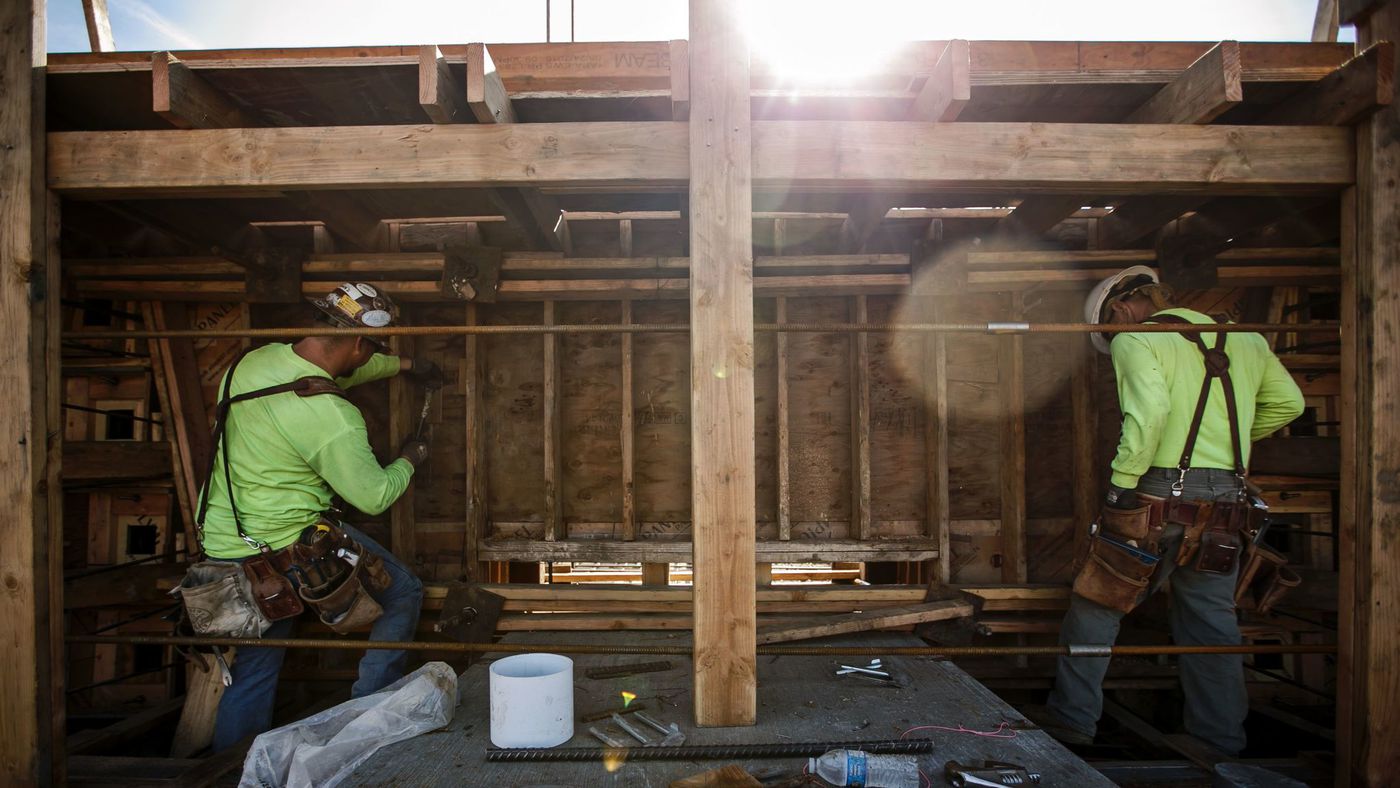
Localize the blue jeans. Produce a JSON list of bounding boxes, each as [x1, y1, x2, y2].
[[1047, 468, 1249, 755], [211, 524, 423, 752]]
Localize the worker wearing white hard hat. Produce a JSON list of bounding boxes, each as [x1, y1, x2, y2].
[[1029, 267, 1304, 757]]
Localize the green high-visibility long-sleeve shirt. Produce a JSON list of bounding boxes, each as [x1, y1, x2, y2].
[[1108, 307, 1304, 491], [199, 343, 414, 559]]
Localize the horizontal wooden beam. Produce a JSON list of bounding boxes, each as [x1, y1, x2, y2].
[[1260, 41, 1394, 126], [754, 599, 974, 645], [1123, 41, 1242, 125], [477, 539, 940, 563], [62, 441, 171, 482], [909, 39, 970, 122], [48, 122, 1354, 195]]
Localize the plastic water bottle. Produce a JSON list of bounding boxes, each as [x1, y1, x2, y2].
[[807, 749, 919, 787]]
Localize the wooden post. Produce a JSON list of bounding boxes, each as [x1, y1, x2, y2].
[[776, 297, 791, 541], [144, 303, 212, 552], [1000, 293, 1028, 583], [689, 0, 756, 727], [1339, 3, 1400, 783], [81, 0, 113, 52], [850, 296, 872, 541], [543, 301, 562, 542], [2, 1, 62, 781], [462, 303, 487, 579], [389, 334, 417, 564], [924, 297, 951, 582], [622, 299, 638, 542], [1070, 330, 1098, 567]]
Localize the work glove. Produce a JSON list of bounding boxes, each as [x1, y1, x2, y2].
[[398, 438, 430, 467], [406, 358, 445, 390], [1104, 484, 1138, 510]]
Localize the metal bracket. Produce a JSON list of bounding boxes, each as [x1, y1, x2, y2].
[[433, 582, 504, 665], [441, 245, 502, 302]]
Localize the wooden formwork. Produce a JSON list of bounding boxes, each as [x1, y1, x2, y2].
[[5, 0, 1400, 782]]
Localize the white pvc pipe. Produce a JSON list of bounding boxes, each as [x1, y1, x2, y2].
[[488, 653, 575, 748]]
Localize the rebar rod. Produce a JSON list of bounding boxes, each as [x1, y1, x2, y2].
[[485, 737, 934, 762], [64, 321, 1332, 341], [66, 634, 1336, 658]]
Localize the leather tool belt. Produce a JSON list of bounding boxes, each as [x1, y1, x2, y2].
[[1072, 314, 1295, 613]]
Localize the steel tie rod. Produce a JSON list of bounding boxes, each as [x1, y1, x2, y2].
[[65, 634, 1337, 658]]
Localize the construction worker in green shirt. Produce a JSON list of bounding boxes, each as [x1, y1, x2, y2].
[[1037, 266, 1304, 755], [198, 282, 444, 751]]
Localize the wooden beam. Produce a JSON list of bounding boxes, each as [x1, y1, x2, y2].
[[923, 296, 951, 582], [480, 538, 939, 563], [994, 196, 1087, 238], [910, 40, 970, 122], [1097, 197, 1206, 248], [754, 599, 973, 645], [776, 297, 791, 541], [621, 299, 637, 541], [641, 564, 670, 585], [389, 334, 416, 563], [465, 43, 517, 124], [669, 39, 690, 121], [543, 301, 562, 542], [286, 191, 387, 253], [850, 297, 872, 541], [1261, 42, 1395, 126], [689, 0, 756, 727], [2, 1, 61, 782], [1000, 293, 1027, 584], [1316, 0, 1342, 41], [48, 122, 1355, 195], [1339, 5, 1400, 784], [462, 303, 487, 579], [1070, 334, 1098, 571], [143, 303, 212, 552], [1124, 41, 1243, 125], [151, 52, 258, 129], [418, 45, 468, 124], [81, 0, 113, 52], [68, 697, 186, 755]]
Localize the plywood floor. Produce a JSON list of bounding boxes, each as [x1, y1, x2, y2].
[[349, 631, 1112, 787]]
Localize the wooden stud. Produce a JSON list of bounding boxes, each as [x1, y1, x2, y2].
[[82, 0, 113, 52], [776, 297, 791, 542], [543, 301, 562, 542], [462, 302, 487, 578], [1315, 0, 1341, 41], [1338, 5, 1400, 782], [669, 39, 690, 121], [755, 563, 773, 586], [994, 196, 1087, 238], [1124, 41, 1243, 125], [923, 297, 951, 581], [389, 334, 417, 563], [1000, 293, 1027, 584], [556, 213, 573, 256], [618, 218, 633, 257], [1070, 327, 1098, 568], [48, 122, 1355, 195], [850, 296, 872, 542], [1260, 41, 1394, 127], [622, 299, 637, 541], [465, 43, 517, 124], [689, 0, 756, 727], [641, 563, 670, 585], [909, 39, 970, 122], [144, 303, 212, 552], [151, 52, 258, 130], [2, 1, 61, 780], [418, 45, 467, 124]]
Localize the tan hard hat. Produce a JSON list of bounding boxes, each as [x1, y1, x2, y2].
[[1084, 265, 1158, 355]]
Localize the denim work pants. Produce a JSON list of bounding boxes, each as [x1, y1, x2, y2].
[[211, 524, 423, 752], [1047, 467, 1249, 755]]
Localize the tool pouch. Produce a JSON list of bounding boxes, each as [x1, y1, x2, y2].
[[299, 556, 384, 634], [1099, 503, 1153, 542], [361, 550, 392, 593], [1072, 533, 1158, 614], [242, 552, 305, 621], [172, 561, 272, 638]]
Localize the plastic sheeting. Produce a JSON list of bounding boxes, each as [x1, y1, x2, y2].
[[239, 661, 458, 788]]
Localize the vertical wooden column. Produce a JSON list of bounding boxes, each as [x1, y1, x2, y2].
[[1339, 3, 1400, 783], [850, 296, 872, 542], [622, 299, 638, 541], [543, 301, 562, 542], [924, 296, 951, 582], [462, 303, 488, 578], [999, 293, 1027, 583], [1070, 326, 1098, 564], [2, 0, 62, 781], [776, 297, 791, 541], [389, 334, 417, 563], [689, 0, 757, 726]]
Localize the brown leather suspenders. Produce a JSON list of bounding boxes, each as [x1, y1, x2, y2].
[[195, 348, 349, 553]]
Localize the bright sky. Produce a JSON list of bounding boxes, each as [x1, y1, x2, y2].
[[47, 0, 1350, 54]]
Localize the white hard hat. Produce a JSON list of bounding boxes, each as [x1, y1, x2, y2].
[[1084, 265, 1159, 355]]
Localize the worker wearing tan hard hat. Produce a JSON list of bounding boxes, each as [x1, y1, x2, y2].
[[1030, 267, 1304, 757], [174, 283, 445, 751]]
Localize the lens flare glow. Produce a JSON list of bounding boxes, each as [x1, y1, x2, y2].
[[621, 691, 637, 707], [746, 0, 916, 85]]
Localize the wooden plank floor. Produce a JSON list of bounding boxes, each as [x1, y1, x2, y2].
[[349, 631, 1111, 786]]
